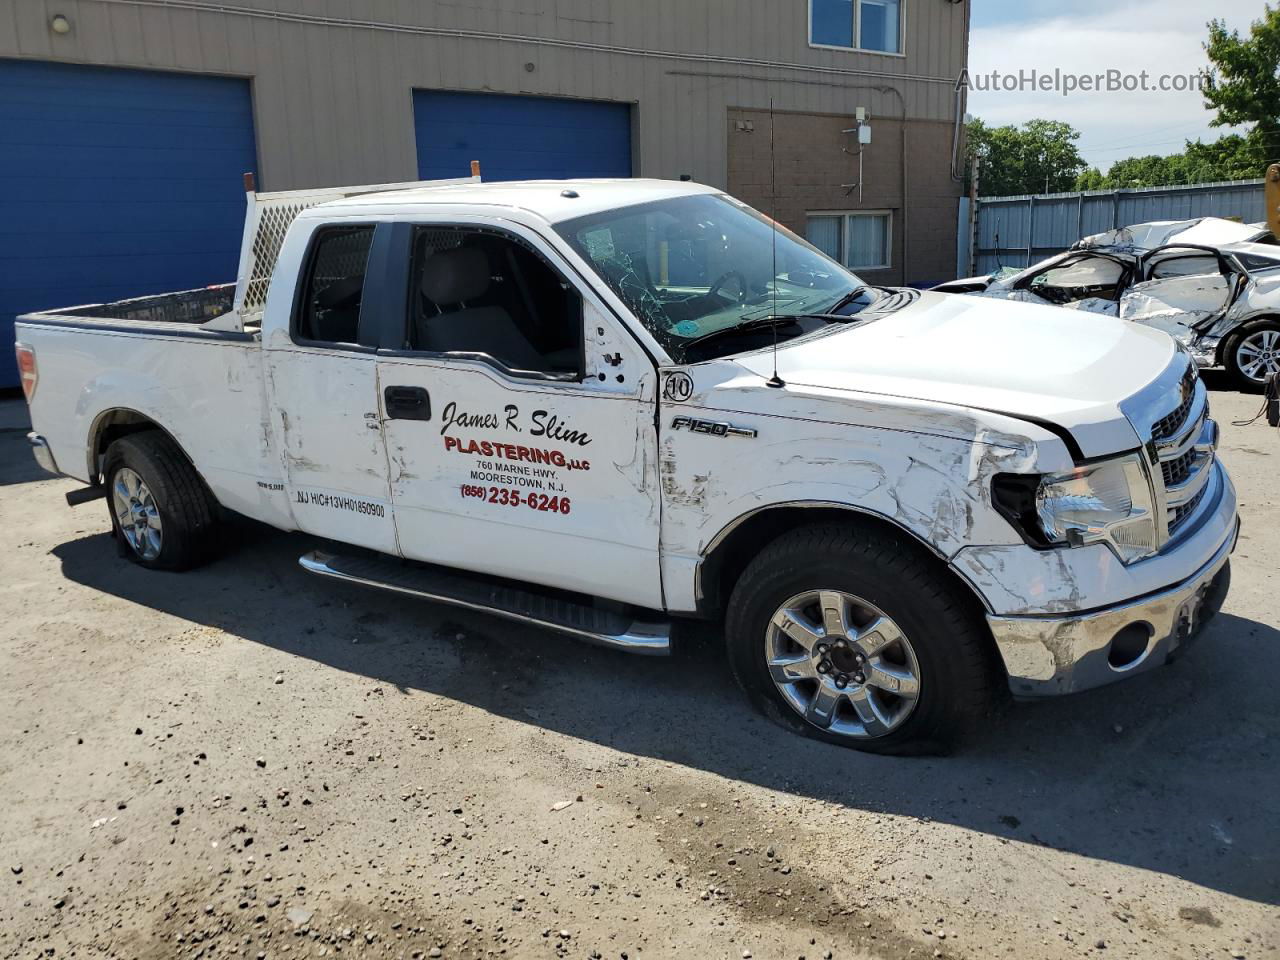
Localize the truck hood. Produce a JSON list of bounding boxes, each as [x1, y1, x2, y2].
[[733, 290, 1176, 458]]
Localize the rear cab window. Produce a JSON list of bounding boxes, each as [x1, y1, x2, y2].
[[294, 225, 376, 346]]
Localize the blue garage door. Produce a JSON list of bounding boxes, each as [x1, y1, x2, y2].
[[414, 90, 631, 183], [0, 60, 257, 387]]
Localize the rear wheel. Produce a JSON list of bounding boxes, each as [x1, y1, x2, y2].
[[1224, 319, 1280, 391], [725, 523, 997, 755], [104, 431, 220, 571]]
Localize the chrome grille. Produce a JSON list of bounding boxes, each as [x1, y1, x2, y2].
[[1161, 449, 1195, 488], [1148, 369, 1216, 539], [1171, 485, 1209, 530], [1151, 365, 1198, 441]]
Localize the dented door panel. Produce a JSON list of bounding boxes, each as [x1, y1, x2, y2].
[[265, 345, 399, 554]]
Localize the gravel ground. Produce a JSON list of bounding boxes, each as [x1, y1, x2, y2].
[[1, 376, 1276, 960]]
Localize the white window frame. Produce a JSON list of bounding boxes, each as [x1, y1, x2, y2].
[[807, 210, 894, 271], [807, 0, 907, 58]]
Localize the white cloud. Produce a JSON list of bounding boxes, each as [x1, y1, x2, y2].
[[968, 0, 1267, 170]]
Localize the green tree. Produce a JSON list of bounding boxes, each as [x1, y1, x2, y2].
[[1203, 5, 1280, 149], [967, 118, 1087, 196], [1068, 133, 1267, 191], [1074, 167, 1108, 191], [1104, 154, 1188, 188], [1182, 131, 1268, 179]]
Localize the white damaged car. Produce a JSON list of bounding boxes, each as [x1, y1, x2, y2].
[[937, 217, 1280, 390]]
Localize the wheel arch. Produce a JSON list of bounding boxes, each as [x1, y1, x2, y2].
[[696, 502, 996, 622], [88, 408, 196, 484]]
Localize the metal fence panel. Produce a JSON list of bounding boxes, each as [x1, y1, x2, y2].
[[970, 179, 1267, 277]]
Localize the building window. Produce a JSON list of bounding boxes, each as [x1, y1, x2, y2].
[[810, 0, 902, 54], [806, 212, 892, 270]]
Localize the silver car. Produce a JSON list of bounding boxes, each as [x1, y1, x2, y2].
[[937, 217, 1280, 390]]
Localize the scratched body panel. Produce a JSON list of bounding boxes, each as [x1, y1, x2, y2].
[[15, 322, 293, 527], [654, 358, 1061, 613], [263, 339, 400, 554]]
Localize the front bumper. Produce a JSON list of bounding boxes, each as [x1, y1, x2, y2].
[[987, 517, 1238, 697], [28, 433, 60, 476]]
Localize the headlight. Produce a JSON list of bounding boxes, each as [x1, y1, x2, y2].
[[1035, 454, 1158, 564]]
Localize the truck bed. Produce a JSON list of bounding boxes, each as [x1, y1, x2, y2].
[[30, 283, 242, 332]]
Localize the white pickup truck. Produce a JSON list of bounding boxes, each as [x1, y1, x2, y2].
[[15, 177, 1239, 754]]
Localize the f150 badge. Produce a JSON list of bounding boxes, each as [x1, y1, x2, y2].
[[671, 416, 757, 439]]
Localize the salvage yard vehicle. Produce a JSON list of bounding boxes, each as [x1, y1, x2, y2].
[[15, 177, 1240, 754], [935, 217, 1280, 390]]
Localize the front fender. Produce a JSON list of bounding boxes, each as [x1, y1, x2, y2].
[[657, 415, 1046, 614]]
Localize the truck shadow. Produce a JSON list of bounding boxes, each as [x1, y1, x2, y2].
[[0, 445, 47, 486], [52, 521, 1280, 907]]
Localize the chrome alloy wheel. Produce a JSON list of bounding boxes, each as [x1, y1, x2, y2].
[[1236, 328, 1280, 383], [112, 467, 163, 561], [766, 590, 921, 739]]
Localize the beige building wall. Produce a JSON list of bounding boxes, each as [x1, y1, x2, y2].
[[2, 0, 969, 279], [728, 109, 963, 286]]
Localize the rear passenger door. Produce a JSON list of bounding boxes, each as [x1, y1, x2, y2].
[[264, 222, 399, 553], [373, 220, 663, 609]]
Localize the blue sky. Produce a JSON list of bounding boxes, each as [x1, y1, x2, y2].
[[967, 0, 1269, 171]]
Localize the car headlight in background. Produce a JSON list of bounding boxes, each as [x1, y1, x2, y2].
[[994, 454, 1159, 565]]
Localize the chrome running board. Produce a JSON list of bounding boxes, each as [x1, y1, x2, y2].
[[298, 550, 671, 656]]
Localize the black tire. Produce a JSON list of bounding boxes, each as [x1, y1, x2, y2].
[[1223, 318, 1280, 392], [724, 523, 998, 756], [103, 431, 221, 571]]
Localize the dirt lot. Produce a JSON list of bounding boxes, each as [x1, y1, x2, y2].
[[1, 377, 1276, 960]]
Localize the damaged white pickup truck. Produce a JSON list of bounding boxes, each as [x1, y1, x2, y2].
[[936, 217, 1280, 390], [16, 178, 1239, 754]]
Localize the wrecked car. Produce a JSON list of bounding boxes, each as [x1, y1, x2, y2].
[[15, 178, 1238, 755], [937, 217, 1280, 390]]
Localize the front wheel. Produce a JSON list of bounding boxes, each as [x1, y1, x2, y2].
[[725, 524, 998, 755], [1224, 319, 1280, 391]]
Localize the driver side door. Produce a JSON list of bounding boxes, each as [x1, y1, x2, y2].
[[374, 219, 664, 609]]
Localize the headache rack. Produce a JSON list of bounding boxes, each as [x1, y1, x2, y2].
[[229, 170, 480, 330], [18, 170, 481, 335]]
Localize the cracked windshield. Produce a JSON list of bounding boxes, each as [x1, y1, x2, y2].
[[558, 194, 876, 360]]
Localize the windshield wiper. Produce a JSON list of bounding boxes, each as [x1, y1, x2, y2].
[[679, 315, 806, 352], [822, 286, 873, 314], [739, 287, 874, 326], [679, 311, 869, 357]]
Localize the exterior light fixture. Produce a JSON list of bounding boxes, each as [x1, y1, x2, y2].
[[50, 14, 72, 34]]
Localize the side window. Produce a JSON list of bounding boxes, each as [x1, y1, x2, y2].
[[295, 226, 375, 345], [1149, 254, 1220, 280], [406, 227, 582, 378], [1026, 255, 1126, 304]]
